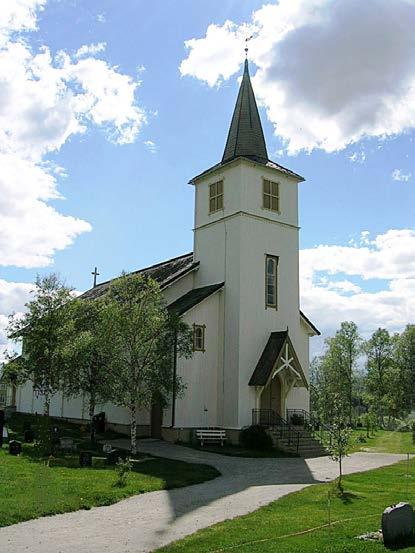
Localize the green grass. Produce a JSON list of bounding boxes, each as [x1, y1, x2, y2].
[[0, 414, 220, 527], [158, 458, 415, 553], [350, 429, 415, 454]]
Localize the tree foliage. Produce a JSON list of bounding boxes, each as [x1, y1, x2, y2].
[[6, 274, 73, 415], [60, 297, 116, 443], [312, 322, 415, 429], [102, 272, 193, 453]]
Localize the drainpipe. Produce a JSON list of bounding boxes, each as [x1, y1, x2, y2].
[[171, 331, 178, 428]]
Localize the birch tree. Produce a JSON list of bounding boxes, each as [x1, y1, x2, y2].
[[60, 297, 115, 443], [7, 274, 73, 415], [103, 273, 193, 454]]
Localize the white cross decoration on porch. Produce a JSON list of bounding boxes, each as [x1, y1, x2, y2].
[[272, 342, 301, 381]]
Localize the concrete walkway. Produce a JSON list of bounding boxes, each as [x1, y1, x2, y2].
[[0, 439, 408, 553]]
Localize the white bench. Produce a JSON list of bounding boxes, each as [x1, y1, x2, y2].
[[196, 429, 227, 447]]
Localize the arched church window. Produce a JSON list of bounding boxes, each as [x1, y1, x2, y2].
[[265, 255, 278, 308], [193, 324, 206, 352]]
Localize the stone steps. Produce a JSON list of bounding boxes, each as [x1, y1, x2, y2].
[[267, 427, 328, 458]]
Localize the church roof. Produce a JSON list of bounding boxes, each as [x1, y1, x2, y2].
[[168, 283, 224, 316], [189, 60, 304, 184], [222, 59, 268, 164], [80, 252, 197, 301], [249, 331, 288, 386]]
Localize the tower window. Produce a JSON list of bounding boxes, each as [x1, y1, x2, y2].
[[265, 255, 278, 308], [193, 324, 206, 352], [209, 180, 224, 213], [263, 179, 280, 212]]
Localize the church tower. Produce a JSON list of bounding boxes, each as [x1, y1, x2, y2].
[[189, 60, 312, 429]]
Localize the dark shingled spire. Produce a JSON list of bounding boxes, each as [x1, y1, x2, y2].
[[222, 59, 268, 164]]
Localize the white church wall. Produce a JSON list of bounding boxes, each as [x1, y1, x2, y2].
[[173, 290, 222, 428], [163, 271, 195, 305], [17, 381, 33, 413]]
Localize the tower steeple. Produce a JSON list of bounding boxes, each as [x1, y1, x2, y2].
[[222, 59, 268, 164]]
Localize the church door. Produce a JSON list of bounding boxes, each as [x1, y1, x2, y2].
[[150, 401, 163, 439], [260, 375, 282, 418], [270, 376, 282, 417]]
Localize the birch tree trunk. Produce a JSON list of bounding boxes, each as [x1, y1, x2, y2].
[[44, 394, 50, 416], [89, 397, 96, 444], [130, 403, 137, 454]]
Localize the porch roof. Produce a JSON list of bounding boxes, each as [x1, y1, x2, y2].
[[249, 331, 308, 388]]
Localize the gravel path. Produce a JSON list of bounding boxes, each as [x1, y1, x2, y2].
[[0, 439, 407, 553]]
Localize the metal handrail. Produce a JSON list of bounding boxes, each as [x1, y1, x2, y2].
[[286, 408, 334, 448], [252, 408, 301, 454]]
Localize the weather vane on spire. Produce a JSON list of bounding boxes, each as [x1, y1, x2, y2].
[[245, 35, 253, 58]]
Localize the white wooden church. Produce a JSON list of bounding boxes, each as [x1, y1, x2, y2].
[[15, 60, 319, 443]]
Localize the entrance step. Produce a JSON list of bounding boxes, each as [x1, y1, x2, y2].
[[266, 427, 328, 457]]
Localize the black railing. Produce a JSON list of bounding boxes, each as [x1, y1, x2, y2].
[[252, 408, 301, 454], [286, 408, 334, 448]]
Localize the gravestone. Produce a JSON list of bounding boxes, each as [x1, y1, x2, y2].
[[106, 449, 128, 465], [79, 451, 93, 467], [382, 502, 414, 546], [60, 437, 75, 452], [9, 440, 22, 455]]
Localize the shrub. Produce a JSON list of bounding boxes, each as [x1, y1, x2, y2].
[[114, 457, 132, 487], [290, 414, 305, 426], [240, 425, 273, 450]]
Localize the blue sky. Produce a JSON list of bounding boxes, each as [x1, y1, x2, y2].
[[1, 0, 415, 353]]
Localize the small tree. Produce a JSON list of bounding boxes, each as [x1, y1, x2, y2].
[[60, 297, 116, 443], [102, 273, 193, 454], [364, 328, 395, 427], [327, 395, 353, 491], [7, 274, 73, 415], [1, 352, 27, 406], [331, 322, 362, 425]]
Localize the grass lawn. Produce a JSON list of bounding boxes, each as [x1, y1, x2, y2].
[[157, 458, 415, 553], [0, 414, 220, 527], [350, 429, 415, 454]]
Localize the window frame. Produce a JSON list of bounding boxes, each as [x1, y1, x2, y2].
[[265, 254, 279, 309], [209, 180, 224, 214], [262, 178, 280, 213], [193, 324, 206, 352]]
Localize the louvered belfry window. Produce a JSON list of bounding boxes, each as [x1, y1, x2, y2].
[[209, 180, 224, 213]]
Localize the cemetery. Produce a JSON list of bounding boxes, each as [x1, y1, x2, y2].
[[0, 411, 219, 527]]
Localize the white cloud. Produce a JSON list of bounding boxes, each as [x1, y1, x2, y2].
[[349, 151, 366, 164], [392, 168, 412, 182], [0, 2, 146, 268], [0, 0, 46, 46], [0, 153, 91, 267], [0, 279, 33, 361], [300, 229, 415, 339], [96, 13, 106, 24], [75, 42, 106, 59], [181, 0, 415, 154], [144, 140, 157, 153]]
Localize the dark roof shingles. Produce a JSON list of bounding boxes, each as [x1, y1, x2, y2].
[[80, 253, 197, 301], [168, 283, 224, 316], [249, 331, 288, 386]]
